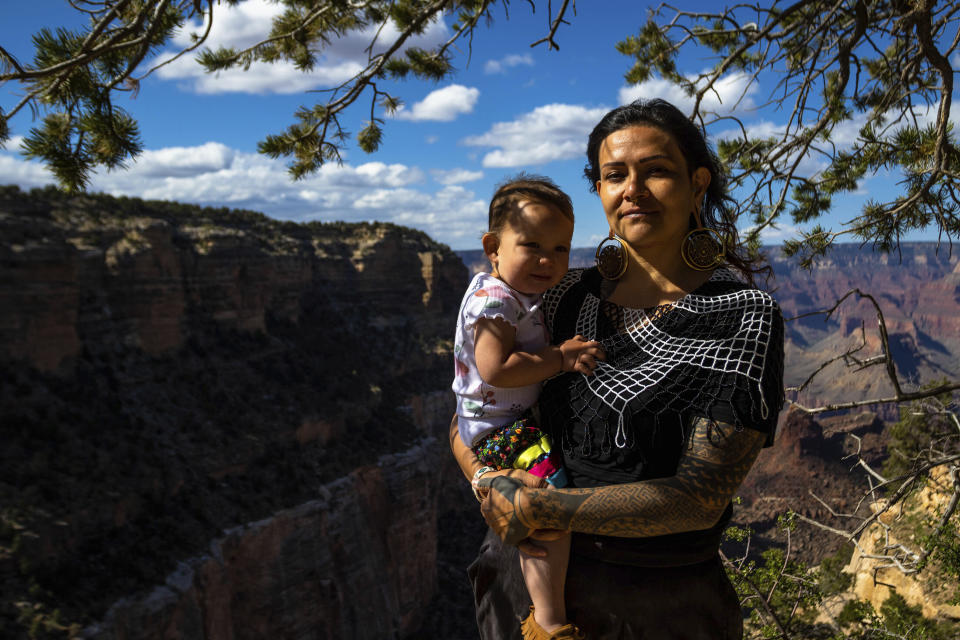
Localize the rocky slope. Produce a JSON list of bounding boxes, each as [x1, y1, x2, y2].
[[733, 408, 889, 563], [0, 185, 469, 638], [87, 443, 443, 640], [844, 465, 960, 620]]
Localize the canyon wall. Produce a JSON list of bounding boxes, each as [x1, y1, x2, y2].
[[843, 465, 960, 621], [734, 407, 888, 563], [1, 186, 462, 372], [0, 185, 469, 638], [85, 443, 442, 640]]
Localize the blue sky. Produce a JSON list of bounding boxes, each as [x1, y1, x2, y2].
[[1, 1, 953, 250]]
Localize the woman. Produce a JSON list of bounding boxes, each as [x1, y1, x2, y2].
[[450, 98, 784, 639]]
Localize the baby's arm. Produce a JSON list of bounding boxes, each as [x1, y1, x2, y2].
[[474, 317, 604, 388]]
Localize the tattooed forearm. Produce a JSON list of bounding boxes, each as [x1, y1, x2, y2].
[[518, 418, 766, 538]]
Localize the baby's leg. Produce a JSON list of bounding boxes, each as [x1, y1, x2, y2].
[[519, 532, 571, 632]]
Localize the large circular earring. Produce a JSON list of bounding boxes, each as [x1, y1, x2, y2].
[[681, 227, 725, 271], [595, 232, 628, 280], [681, 207, 725, 271]]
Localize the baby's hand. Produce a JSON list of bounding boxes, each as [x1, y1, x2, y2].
[[558, 335, 605, 376]]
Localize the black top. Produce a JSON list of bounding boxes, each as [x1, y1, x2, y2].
[[536, 267, 785, 565]]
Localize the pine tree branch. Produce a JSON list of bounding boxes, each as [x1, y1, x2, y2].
[[137, 0, 215, 81]]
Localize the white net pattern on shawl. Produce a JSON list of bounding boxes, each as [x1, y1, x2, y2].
[[541, 268, 780, 450]]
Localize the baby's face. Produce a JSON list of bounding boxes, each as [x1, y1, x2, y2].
[[489, 200, 573, 295]]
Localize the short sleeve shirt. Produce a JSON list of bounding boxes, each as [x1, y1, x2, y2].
[[453, 272, 551, 446]]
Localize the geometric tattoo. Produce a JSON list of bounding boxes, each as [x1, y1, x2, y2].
[[480, 417, 766, 545]]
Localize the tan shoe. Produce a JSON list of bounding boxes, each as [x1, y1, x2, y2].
[[520, 606, 586, 640]]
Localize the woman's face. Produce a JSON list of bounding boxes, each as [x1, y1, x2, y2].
[[595, 125, 710, 257]]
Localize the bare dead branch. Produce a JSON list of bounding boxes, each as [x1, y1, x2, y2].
[[529, 0, 574, 50]]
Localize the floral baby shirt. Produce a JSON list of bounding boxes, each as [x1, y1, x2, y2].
[[453, 272, 551, 446]]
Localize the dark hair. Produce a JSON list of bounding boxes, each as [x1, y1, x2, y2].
[[584, 98, 767, 284], [488, 173, 574, 234]]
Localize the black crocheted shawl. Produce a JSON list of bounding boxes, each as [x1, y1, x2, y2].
[[538, 267, 784, 486]]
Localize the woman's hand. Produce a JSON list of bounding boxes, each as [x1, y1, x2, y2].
[[477, 474, 531, 546], [477, 474, 544, 546], [472, 466, 546, 501], [477, 473, 568, 556]]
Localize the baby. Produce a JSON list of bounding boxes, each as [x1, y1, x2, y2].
[[453, 174, 603, 637]]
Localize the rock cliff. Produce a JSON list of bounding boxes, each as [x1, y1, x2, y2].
[[86, 443, 442, 640], [844, 466, 960, 622], [1, 186, 461, 372], [734, 408, 888, 563], [0, 185, 469, 638]]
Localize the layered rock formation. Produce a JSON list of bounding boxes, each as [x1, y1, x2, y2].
[[1, 186, 461, 372], [0, 185, 468, 638]]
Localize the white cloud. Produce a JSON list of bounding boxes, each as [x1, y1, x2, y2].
[[0, 152, 54, 188], [169, 0, 282, 50], [484, 54, 534, 74], [0, 141, 486, 248], [373, 184, 487, 245], [393, 85, 479, 121], [353, 161, 426, 187], [716, 119, 782, 141], [154, 0, 449, 95], [463, 103, 611, 168], [2, 135, 25, 149], [619, 72, 758, 117], [431, 168, 484, 185], [133, 142, 236, 177]]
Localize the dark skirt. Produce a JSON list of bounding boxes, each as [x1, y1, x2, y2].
[[468, 529, 743, 640]]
